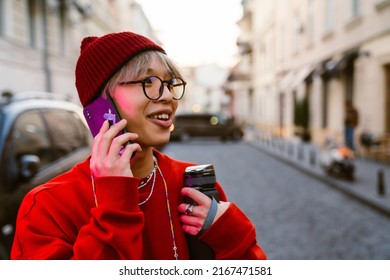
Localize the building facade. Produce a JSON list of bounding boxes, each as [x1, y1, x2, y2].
[[179, 64, 229, 115], [229, 0, 390, 150], [0, 0, 158, 103]]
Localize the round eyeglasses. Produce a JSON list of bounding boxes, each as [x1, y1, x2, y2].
[[118, 76, 186, 100]]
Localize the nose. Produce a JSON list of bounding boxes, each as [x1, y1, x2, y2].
[[158, 82, 174, 101]]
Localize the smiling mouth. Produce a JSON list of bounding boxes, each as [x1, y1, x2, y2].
[[148, 113, 170, 121]]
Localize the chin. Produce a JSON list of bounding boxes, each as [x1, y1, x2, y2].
[[150, 134, 170, 148]]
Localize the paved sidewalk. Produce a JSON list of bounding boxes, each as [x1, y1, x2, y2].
[[246, 131, 390, 218]]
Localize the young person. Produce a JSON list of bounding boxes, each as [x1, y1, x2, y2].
[[344, 100, 359, 151], [11, 32, 266, 260]]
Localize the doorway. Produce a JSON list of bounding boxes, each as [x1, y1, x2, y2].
[[385, 64, 390, 133], [279, 92, 285, 136]]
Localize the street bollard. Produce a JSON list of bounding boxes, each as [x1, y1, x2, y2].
[[288, 143, 294, 156], [280, 140, 285, 152], [377, 169, 385, 196], [297, 145, 304, 160], [309, 149, 316, 166]]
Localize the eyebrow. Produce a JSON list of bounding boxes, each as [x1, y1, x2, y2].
[[145, 68, 162, 76], [145, 68, 173, 78], [145, 68, 154, 74]]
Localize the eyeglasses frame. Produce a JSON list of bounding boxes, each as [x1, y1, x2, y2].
[[118, 76, 186, 100]]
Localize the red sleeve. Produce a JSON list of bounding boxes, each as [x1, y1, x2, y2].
[[11, 176, 144, 260], [199, 203, 267, 260]]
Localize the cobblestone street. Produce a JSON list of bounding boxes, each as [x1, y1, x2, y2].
[[163, 139, 390, 259]]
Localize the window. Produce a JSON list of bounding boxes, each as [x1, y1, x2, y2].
[[28, 0, 37, 47], [7, 109, 89, 182], [0, 0, 4, 36], [12, 110, 52, 168], [307, 0, 315, 44], [279, 24, 286, 61], [351, 0, 360, 18], [59, 0, 66, 55], [4, 109, 53, 190], [43, 110, 90, 162], [1, 110, 49, 191], [325, 0, 334, 32], [375, 0, 390, 10]]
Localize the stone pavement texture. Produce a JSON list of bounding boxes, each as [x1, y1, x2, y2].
[[247, 132, 390, 218]]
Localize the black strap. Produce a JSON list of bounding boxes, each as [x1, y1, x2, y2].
[[198, 197, 218, 236]]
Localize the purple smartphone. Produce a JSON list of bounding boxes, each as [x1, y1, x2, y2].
[[83, 95, 126, 137]]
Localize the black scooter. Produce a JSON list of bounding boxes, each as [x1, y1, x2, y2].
[[320, 139, 355, 181]]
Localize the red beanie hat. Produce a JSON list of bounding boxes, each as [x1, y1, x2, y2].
[[75, 32, 166, 107]]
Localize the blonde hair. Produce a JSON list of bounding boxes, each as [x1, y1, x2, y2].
[[103, 51, 184, 96]]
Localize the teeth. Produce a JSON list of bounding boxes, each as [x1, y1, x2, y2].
[[151, 113, 169, 120]]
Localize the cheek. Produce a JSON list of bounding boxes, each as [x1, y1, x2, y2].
[[113, 89, 143, 119], [120, 102, 138, 119], [173, 100, 179, 113]]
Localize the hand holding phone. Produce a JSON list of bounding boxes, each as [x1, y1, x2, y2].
[[84, 94, 140, 178], [83, 93, 137, 157], [89, 118, 140, 177], [83, 94, 126, 137]]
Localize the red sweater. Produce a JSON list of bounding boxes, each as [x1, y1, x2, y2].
[[11, 150, 266, 260]]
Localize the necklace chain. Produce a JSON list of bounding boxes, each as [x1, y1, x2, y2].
[[137, 164, 156, 206], [90, 158, 179, 260], [157, 164, 179, 260], [138, 162, 157, 189]]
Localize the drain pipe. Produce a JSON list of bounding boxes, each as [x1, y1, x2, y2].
[[41, 0, 52, 93]]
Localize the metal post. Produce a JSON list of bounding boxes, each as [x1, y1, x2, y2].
[[309, 148, 316, 166], [288, 143, 294, 156], [377, 169, 385, 196], [42, 0, 52, 93], [297, 144, 304, 160]]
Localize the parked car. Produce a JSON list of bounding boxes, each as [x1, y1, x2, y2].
[[0, 91, 92, 259], [170, 113, 243, 141]]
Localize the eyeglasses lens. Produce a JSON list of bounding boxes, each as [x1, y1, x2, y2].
[[143, 76, 185, 100]]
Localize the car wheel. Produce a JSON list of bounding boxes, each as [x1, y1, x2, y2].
[[0, 242, 8, 260], [231, 130, 243, 141]]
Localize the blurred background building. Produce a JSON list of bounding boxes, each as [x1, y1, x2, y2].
[[178, 64, 229, 115], [0, 0, 158, 102], [0, 0, 226, 114], [1, 0, 389, 157], [227, 0, 390, 153]]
